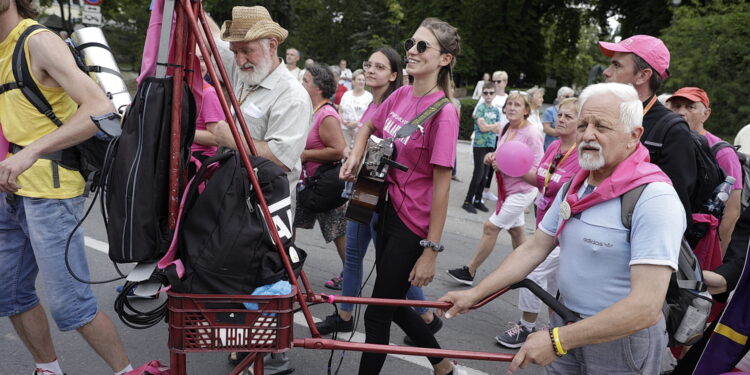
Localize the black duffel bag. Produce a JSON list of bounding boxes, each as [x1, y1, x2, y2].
[[299, 162, 347, 213]]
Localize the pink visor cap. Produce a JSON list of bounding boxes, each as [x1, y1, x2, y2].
[[598, 35, 670, 79]]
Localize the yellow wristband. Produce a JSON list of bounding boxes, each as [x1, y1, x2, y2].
[[552, 327, 568, 355]]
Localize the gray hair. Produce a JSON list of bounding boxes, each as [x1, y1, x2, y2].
[[578, 83, 643, 132], [329, 65, 341, 78], [557, 86, 574, 99]]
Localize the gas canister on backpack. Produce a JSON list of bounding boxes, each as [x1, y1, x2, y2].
[[161, 151, 306, 294]]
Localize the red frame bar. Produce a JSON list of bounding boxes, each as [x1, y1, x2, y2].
[[308, 287, 509, 310], [293, 339, 515, 362], [167, 2, 185, 229]]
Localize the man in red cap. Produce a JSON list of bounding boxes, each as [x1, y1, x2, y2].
[[667, 87, 742, 256], [599, 35, 707, 247]]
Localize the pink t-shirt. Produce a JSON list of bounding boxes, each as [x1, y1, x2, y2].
[[534, 139, 580, 225], [704, 131, 743, 191], [191, 82, 225, 156], [359, 101, 379, 129], [370, 86, 459, 238], [496, 122, 544, 196], [302, 103, 341, 178]]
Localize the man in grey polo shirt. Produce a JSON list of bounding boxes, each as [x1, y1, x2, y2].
[[440, 83, 684, 374], [208, 6, 312, 207]]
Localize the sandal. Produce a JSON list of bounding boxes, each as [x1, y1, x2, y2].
[[324, 275, 343, 290]]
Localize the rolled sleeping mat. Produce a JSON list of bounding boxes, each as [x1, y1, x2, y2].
[[71, 27, 132, 114]]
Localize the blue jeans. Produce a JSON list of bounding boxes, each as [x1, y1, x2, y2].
[[0, 193, 98, 331], [340, 215, 427, 314]]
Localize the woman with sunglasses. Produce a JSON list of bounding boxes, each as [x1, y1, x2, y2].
[[447, 92, 543, 288], [317, 47, 441, 340], [493, 97, 581, 348], [341, 18, 465, 375]]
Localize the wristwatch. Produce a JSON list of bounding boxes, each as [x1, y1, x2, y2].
[[419, 239, 444, 252]]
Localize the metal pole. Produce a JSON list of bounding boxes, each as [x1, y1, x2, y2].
[[167, 0, 186, 229]]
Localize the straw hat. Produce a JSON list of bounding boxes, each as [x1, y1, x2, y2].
[[220, 6, 288, 43]]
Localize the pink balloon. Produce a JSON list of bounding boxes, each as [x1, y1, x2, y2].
[[0, 124, 8, 162], [496, 141, 534, 177]]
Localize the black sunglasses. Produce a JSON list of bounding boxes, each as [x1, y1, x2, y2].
[[404, 38, 441, 54], [548, 152, 565, 176], [482, 91, 495, 95]]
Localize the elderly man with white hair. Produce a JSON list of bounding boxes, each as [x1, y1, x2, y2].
[[207, 6, 312, 208], [439, 83, 685, 374], [206, 8, 311, 372]]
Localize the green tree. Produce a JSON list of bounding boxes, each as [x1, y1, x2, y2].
[[661, 1, 750, 139], [99, 0, 152, 71]]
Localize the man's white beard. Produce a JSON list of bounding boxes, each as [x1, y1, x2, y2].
[[578, 141, 605, 170], [237, 55, 273, 86]]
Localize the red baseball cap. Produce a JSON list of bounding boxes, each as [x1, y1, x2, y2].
[[598, 35, 670, 79], [668, 87, 710, 108]]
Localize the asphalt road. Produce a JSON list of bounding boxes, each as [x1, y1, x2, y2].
[[0, 141, 547, 375]]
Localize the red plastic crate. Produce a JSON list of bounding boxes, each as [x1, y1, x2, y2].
[[167, 288, 295, 354]]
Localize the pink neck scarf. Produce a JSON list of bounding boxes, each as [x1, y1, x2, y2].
[[554, 143, 672, 238]]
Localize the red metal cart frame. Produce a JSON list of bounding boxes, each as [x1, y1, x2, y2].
[[160, 2, 578, 374]]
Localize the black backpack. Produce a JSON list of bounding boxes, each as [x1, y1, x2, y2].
[[102, 77, 196, 263], [560, 181, 712, 347], [711, 141, 750, 211], [643, 111, 726, 217], [0, 24, 113, 192], [166, 151, 306, 294]]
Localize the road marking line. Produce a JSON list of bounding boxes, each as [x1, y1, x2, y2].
[[84, 236, 109, 254], [293, 314, 489, 374]]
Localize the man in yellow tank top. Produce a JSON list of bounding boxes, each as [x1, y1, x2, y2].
[[0, 1, 131, 374]]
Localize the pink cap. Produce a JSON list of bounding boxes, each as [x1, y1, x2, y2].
[[598, 35, 670, 79]]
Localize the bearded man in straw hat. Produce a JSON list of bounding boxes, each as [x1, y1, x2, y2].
[[207, 6, 312, 210]]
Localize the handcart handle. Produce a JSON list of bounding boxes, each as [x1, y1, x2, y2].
[[510, 279, 581, 324]]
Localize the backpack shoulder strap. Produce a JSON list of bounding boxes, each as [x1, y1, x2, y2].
[[11, 24, 64, 127], [620, 184, 648, 242], [559, 179, 572, 199], [710, 140, 735, 156], [642, 111, 685, 162]]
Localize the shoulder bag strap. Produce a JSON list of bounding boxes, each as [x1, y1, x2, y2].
[[394, 96, 451, 138]]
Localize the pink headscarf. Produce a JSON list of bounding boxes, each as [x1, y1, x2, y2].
[[554, 143, 672, 238]]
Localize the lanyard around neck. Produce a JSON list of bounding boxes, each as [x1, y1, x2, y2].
[[543, 142, 576, 193], [313, 100, 330, 114], [642, 95, 658, 115]]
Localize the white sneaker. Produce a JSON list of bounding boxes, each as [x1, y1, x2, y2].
[[431, 363, 469, 375], [482, 191, 498, 201]]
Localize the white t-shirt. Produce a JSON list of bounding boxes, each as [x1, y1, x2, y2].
[[340, 68, 353, 89], [528, 109, 544, 140], [735, 123, 750, 154], [339, 90, 373, 125], [539, 181, 685, 316]]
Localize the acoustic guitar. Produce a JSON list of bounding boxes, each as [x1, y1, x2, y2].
[[344, 136, 407, 224]]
